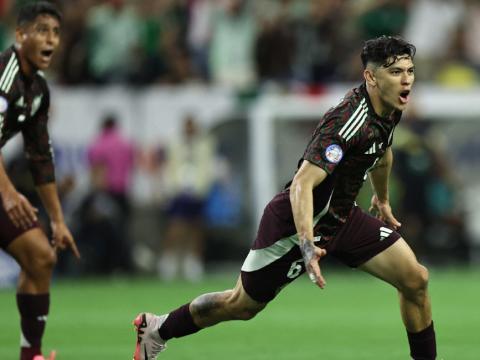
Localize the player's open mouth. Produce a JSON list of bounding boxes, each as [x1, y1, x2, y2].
[[399, 90, 410, 104], [40, 49, 54, 61]]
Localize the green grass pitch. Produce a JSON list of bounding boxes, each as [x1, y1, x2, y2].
[[0, 268, 478, 359]]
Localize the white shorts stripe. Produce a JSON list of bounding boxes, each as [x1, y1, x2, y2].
[[241, 194, 332, 272]]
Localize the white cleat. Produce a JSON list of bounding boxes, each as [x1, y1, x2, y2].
[[133, 313, 168, 360]]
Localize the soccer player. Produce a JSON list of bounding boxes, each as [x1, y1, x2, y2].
[[133, 36, 436, 360], [0, 3, 80, 360]]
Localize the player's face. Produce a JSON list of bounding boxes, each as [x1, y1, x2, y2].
[[373, 56, 415, 113], [16, 14, 60, 72]]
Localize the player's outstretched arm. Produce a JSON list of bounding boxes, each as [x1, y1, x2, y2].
[[36, 182, 81, 259], [290, 160, 328, 288], [368, 147, 401, 229]]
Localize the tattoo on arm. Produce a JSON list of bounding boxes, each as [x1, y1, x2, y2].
[[299, 240, 315, 263]]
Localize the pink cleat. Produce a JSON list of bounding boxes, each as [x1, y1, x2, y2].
[[132, 313, 168, 360], [33, 350, 56, 360]]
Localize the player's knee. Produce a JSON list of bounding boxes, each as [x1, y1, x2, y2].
[[418, 265, 429, 288], [28, 248, 57, 276], [401, 264, 429, 299], [412, 264, 429, 291]]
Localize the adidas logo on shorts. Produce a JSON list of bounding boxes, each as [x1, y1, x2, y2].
[[379, 227, 393, 241]]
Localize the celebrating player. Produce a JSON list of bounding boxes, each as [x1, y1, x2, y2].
[[133, 35, 436, 360], [0, 2, 80, 359]]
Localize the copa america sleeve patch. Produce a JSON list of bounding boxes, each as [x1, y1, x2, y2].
[[325, 144, 343, 164]]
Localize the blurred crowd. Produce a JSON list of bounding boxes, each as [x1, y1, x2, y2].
[[0, 0, 476, 278], [1, 0, 480, 89]]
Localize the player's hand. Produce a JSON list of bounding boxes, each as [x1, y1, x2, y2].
[[369, 195, 401, 230], [51, 220, 81, 259], [299, 237, 327, 289], [1, 188, 38, 229]]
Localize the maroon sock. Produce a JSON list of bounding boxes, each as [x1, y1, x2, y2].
[[407, 321, 437, 360], [158, 303, 201, 340], [16, 293, 50, 360]]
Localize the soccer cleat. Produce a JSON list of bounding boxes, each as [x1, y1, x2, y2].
[[33, 350, 56, 360], [133, 313, 168, 360]]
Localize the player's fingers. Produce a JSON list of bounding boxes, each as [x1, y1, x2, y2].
[[53, 235, 66, 250], [317, 272, 326, 289], [7, 208, 21, 228], [309, 261, 326, 289], [314, 247, 327, 259], [18, 195, 38, 221], [314, 262, 326, 289], [15, 203, 36, 229], [388, 216, 402, 229], [69, 239, 81, 259], [21, 203, 37, 225], [24, 202, 38, 220], [10, 207, 30, 229]]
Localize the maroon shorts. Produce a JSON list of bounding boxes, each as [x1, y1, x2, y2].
[[0, 201, 39, 249], [241, 206, 400, 303]]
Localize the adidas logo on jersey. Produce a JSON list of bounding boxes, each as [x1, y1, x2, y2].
[[379, 227, 393, 241], [31, 95, 43, 116], [15, 96, 25, 108], [365, 143, 376, 154], [364, 142, 383, 155]]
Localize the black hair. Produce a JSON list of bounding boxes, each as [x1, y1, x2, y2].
[[361, 35, 416, 69], [17, 1, 62, 26]]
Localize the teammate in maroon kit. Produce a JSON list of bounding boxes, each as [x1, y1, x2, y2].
[[0, 3, 80, 359], [133, 36, 436, 360]]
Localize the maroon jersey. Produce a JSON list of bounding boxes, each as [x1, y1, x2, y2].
[[292, 83, 401, 241], [0, 46, 55, 185]]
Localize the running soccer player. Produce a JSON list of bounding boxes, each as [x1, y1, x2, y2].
[[0, 3, 80, 360], [133, 35, 436, 360]]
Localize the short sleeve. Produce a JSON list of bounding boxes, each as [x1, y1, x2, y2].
[[303, 116, 350, 174], [22, 88, 55, 185]]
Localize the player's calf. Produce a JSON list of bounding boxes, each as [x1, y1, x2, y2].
[[190, 288, 266, 326], [223, 297, 265, 321]]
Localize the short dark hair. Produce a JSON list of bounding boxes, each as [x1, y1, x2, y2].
[[17, 1, 62, 27], [361, 35, 416, 69]]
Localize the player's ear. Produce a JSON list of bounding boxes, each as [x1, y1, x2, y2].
[[364, 68, 377, 87], [15, 26, 28, 45]]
